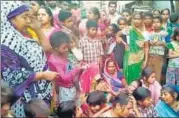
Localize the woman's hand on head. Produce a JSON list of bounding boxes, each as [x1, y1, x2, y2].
[[43, 71, 59, 81]]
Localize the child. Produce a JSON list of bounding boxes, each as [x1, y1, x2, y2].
[[121, 9, 132, 25], [144, 12, 153, 32], [101, 92, 141, 117], [152, 9, 161, 17], [1, 82, 15, 117], [147, 16, 168, 83], [132, 87, 159, 117], [24, 99, 50, 118], [86, 90, 111, 117], [105, 23, 119, 55], [128, 80, 143, 94], [103, 58, 128, 92], [48, 31, 83, 103], [166, 28, 179, 85], [117, 17, 128, 30], [78, 20, 104, 65], [141, 67, 162, 105]]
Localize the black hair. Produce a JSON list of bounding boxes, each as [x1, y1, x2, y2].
[[58, 10, 72, 22], [161, 8, 170, 15], [133, 12, 143, 19], [153, 16, 162, 23], [1, 84, 14, 107], [86, 20, 98, 29], [118, 17, 127, 24], [111, 92, 129, 106], [87, 90, 106, 106], [142, 67, 154, 80], [108, 1, 117, 7], [132, 87, 151, 101], [36, 0, 46, 6], [122, 9, 131, 15], [96, 78, 105, 85], [50, 31, 70, 49], [56, 101, 76, 118], [89, 7, 100, 20], [170, 13, 179, 23], [38, 6, 53, 26], [162, 85, 179, 101], [144, 12, 153, 19], [24, 99, 50, 118], [173, 28, 179, 41], [110, 23, 120, 34], [153, 9, 160, 14]]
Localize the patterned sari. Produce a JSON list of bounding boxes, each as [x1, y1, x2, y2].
[[1, 1, 52, 117], [123, 28, 146, 84]]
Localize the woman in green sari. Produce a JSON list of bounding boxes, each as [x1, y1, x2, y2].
[[123, 13, 149, 85]]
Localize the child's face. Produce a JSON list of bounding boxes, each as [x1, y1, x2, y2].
[[139, 96, 153, 108], [153, 11, 160, 17], [87, 10, 97, 20], [96, 81, 109, 92], [144, 16, 153, 26], [37, 8, 51, 25], [106, 26, 113, 37], [88, 27, 97, 38], [153, 19, 161, 30], [161, 90, 175, 105], [107, 61, 116, 75], [114, 103, 131, 117], [133, 14, 143, 27], [30, 1, 40, 14], [89, 105, 101, 113], [57, 43, 69, 57], [122, 12, 131, 22], [116, 35, 123, 44], [64, 17, 74, 29], [1, 103, 10, 117], [128, 81, 139, 93], [146, 72, 156, 84], [69, 39, 76, 49], [162, 10, 169, 21], [118, 20, 126, 30]]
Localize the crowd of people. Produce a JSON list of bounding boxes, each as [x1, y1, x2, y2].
[[1, 1, 179, 117]]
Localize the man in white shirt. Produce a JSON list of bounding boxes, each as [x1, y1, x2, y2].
[[107, 1, 121, 24]]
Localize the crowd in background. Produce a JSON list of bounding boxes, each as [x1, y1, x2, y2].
[[1, 1, 179, 118]]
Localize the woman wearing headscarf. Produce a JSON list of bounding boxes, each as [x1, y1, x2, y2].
[[1, 1, 58, 117]]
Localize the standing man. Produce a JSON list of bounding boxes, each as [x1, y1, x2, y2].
[[45, 0, 60, 15], [107, 1, 121, 24]]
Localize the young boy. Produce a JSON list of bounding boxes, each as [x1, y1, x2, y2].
[[144, 12, 153, 33], [132, 87, 158, 117], [147, 16, 168, 83], [1, 82, 15, 117], [78, 20, 104, 65], [24, 99, 50, 118]]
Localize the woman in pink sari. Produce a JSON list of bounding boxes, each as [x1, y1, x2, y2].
[[37, 6, 60, 59], [79, 7, 106, 39]]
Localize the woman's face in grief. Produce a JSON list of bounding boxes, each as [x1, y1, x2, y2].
[[122, 12, 131, 22], [30, 1, 40, 14], [162, 10, 170, 21], [144, 16, 153, 27], [133, 14, 143, 27], [118, 20, 126, 30], [37, 8, 51, 25], [64, 17, 74, 29], [161, 90, 176, 105], [88, 27, 97, 38], [57, 43, 69, 57], [10, 11, 31, 32], [146, 72, 156, 84], [107, 61, 116, 75], [1, 103, 10, 117]]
